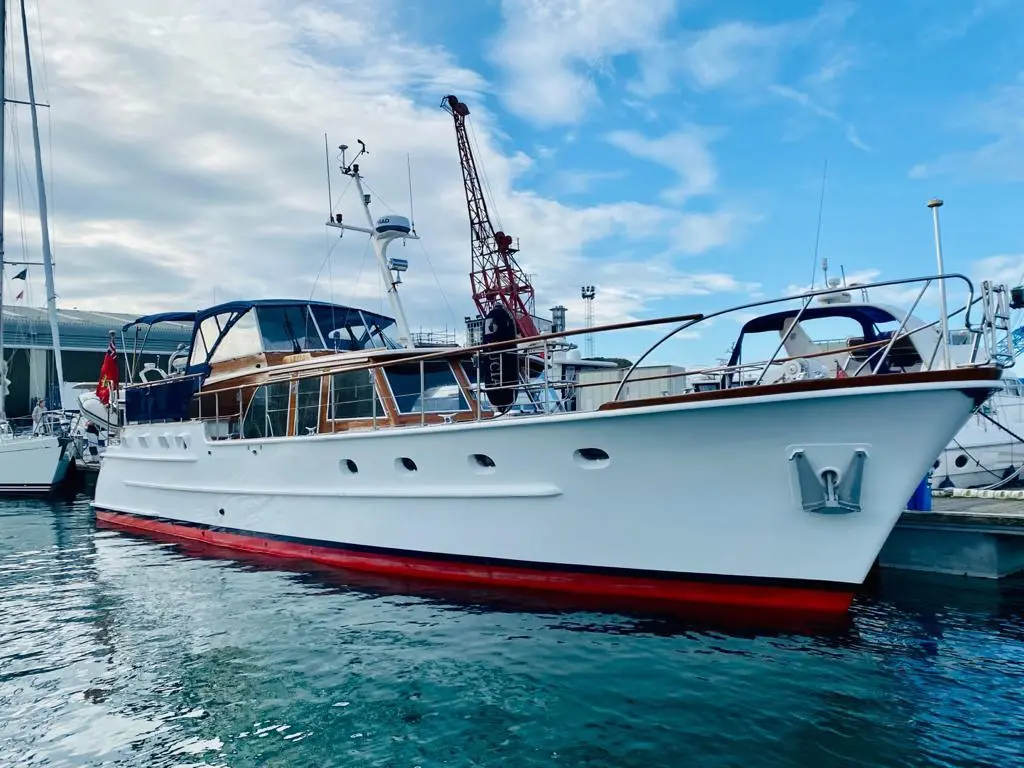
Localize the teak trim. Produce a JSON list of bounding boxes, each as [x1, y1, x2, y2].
[[597, 366, 1004, 412]]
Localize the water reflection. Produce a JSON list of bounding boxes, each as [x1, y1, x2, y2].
[[1, 496, 1022, 767]]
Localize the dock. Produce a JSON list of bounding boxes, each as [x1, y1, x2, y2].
[[880, 490, 1024, 578]]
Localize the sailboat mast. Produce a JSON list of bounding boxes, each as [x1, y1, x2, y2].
[[0, 0, 9, 420], [19, 0, 62, 409]]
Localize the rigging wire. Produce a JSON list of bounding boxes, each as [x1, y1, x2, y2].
[[415, 239, 459, 331], [467, 117, 503, 232], [358, 177, 395, 214], [937, 410, 1024, 492], [31, 0, 55, 281]]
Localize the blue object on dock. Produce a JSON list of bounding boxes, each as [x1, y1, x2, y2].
[[907, 475, 933, 511]]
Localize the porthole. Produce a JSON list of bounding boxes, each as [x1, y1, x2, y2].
[[933, 460, 941, 470], [469, 453, 496, 474], [573, 448, 610, 469], [340, 459, 358, 474], [954, 454, 968, 469], [396, 457, 418, 473]]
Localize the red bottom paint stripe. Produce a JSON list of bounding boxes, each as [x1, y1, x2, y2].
[[95, 510, 854, 614]]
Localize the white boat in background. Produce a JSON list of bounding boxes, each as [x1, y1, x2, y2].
[[932, 382, 1024, 488], [0, 0, 71, 495], [637, 275, 1024, 492], [92, 142, 1008, 615]]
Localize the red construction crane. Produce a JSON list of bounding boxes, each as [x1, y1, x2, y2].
[[441, 95, 539, 340]]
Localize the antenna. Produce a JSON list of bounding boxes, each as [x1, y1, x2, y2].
[[324, 132, 333, 220], [407, 152, 415, 232], [808, 158, 828, 289]]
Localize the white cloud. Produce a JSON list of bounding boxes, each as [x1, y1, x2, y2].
[[972, 255, 1024, 286], [671, 212, 742, 255], [605, 127, 719, 204], [1, 0, 755, 337], [550, 168, 627, 196], [558, 259, 761, 327], [489, 0, 678, 126], [632, 2, 856, 97], [909, 77, 1024, 182]]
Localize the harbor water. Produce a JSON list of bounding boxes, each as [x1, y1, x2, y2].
[[1, 494, 1022, 767]]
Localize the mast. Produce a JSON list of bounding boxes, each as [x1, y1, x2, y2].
[[19, 0, 62, 408], [1, 0, 9, 419], [326, 141, 415, 348]]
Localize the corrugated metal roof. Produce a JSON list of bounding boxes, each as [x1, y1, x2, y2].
[[1, 306, 192, 354]]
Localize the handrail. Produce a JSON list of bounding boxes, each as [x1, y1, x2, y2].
[[113, 272, 1009, 434], [865, 278, 931, 376], [184, 312, 704, 399], [613, 272, 978, 401]]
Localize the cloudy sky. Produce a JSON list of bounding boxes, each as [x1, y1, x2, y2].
[[3, 0, 1024, 364]]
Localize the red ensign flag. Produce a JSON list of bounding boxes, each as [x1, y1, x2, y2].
[[96, 336, 119, 406]]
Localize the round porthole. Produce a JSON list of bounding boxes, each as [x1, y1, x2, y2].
[[396, 457, 418, 473], [954, 454, 968, 469], [340, 459, 358, 474], [469, 454, 496, 474], [933, 460, 941, 470], [573, 448, 610, 469]]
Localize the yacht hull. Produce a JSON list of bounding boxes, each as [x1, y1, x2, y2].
[[0, 435, 66, 494], [932, 391, 1024, 488], [94, 373, 997, 613]]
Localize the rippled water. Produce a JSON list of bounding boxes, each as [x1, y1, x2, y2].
[[2, 495, 1023, 767]]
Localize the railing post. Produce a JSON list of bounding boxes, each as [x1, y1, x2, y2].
[[474, 351, 481, 421], [419, 360, 426, 426], [542, 339, 550, 412], [754, 294, 814, 386], [868, 279, 931, 375], [372, 371, 378, 430]]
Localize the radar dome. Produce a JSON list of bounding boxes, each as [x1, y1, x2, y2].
[[375, 215, 412, 235]]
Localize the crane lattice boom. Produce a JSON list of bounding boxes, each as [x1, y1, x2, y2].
[[441, 94, 539, 339]]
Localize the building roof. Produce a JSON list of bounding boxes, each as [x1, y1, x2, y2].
[[1, 305, 193, 354]]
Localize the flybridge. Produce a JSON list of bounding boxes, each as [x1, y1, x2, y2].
[[123, 299, 399, 378]]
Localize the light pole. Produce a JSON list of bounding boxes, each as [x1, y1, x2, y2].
[[928, 198, 951, 370]]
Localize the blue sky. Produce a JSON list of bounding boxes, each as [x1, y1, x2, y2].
[[3, 0, 1024, 366], [425, 0, 1024, 362]]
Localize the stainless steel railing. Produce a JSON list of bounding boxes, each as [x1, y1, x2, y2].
[[111, 273, 1011, 437]]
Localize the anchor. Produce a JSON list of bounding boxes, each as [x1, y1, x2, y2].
[[790, 449, 867, 515]]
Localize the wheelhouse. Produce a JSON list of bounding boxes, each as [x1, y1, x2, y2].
[[120, 299, 494, 436]]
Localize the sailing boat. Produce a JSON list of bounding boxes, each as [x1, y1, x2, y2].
[[0, 0, 71, 494]]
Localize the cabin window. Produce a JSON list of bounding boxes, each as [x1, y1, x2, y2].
[[329, 370, 383, 420], [240, 382, 290, 438], [294, 376, 322, 435], [312, 306, 398, 352], [324, 322, 369, 352], [384, 362, 468, 414], [209, 309, 262, 363], [257, 305, 326, 353]]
